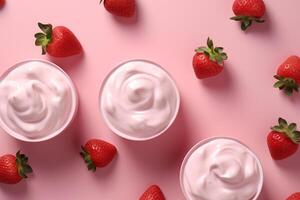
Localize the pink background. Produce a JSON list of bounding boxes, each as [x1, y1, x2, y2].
[[0, 0, 299, 199]]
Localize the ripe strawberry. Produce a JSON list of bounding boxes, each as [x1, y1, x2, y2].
[[0, 151, 33, 184], [274, 56, 300, 96], [230, 0, 266, 31], [80, 139, 117, 172], [267, 118, 300, 160], [287, 193, 300, 200], [139, 185, 165, 200], [0, 0, 5, 8], [100, 0, 136, 18], [193, 38, 228, 79], [34, 22, 82, 57]]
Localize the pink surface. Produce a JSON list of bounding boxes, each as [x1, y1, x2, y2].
[[0, 0, 299, 199]]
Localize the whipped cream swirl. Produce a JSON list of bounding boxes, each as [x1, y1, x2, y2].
[[182, 138, 263, 200], [101, 60, 179, 139], [0, 60, 77, 140]]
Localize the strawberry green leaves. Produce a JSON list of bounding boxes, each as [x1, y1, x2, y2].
[[273, 75, 299, 96], [34, 22, 53, 55], [16, 151, 33, 179], [80, 147, 96, 172], [230, 16, 265, 31], [195, 38, 228, 65], [271, 118, 300, 144]]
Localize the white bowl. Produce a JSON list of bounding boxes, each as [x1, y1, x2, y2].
[[180, 137, 264, 200], [0, 59, 78, 142], [99, 59, 180, 141]]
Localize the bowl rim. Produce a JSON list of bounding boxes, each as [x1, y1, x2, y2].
[[179, 136, 264, 200], [0, 59, 78, 142], [99, 59, 181, 141]]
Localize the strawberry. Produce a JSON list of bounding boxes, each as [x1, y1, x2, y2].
[[287, 193, 300, 200], [100, 0, 136, 18], [230, 0, 266, 31], [80, 139, 117, 172], [267, 118, 300, 160], [34, 22, 82, 57], [0, 151, 33, 184], [139, 185, 165, 200], [0, 0, 5, 8], [274, 56, 300, 96], [193, 38, 228, 79]]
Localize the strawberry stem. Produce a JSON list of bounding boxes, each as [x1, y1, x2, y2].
[[195, 37, 228, 65], [16, 151, 33, 179], [80, 146, 96, 172], [230, 16, 265, 31], [271, 118, 300, 144], [34, 22, 53, 55], [273, 75, 299, 96]]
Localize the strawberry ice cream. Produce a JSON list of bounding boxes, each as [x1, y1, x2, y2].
[[0, 60, 78, 142], [100, 60, 180, 141], [180, 138, 263, 200]]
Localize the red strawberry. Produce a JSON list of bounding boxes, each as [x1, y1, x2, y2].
[[0, 0, 5, 8], [0, 151, 33, 184], [139, 185, 165, 200], [274, 56, 300, 96], [287, 193, 300, 200], [267, 118, 300, 160], [100, 0, 136, 18], [193, 38, 228, 79], [80, 139, 117, 171], [34, 22, 82, 57], [230, 0, 266, 31]]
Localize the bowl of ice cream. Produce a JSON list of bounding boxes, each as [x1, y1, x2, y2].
[[99, 59, 180, 141], [180, 137, 264, 200], [0, 59, 78, 142]]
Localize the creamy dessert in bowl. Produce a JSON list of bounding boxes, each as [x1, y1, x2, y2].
[[180, 137, 263, 200], [99, 60, 180, 141], [0, 60, 78, 142]]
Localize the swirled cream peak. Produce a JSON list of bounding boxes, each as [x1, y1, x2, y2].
[[182, 139, 263, 200], [100, 60, 179, 140], [0, 60, 77, 140]]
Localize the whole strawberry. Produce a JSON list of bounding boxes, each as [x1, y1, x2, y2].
[[34, 22, 82, 57], [193, 38, 228, 79], [100, 0, 135, 18], [0, 151, 33, 184], [287, 193, 300, 200], [267, 118, 300, 160], [139, 185, 165, 200], [274, 56, 300, 96], [80, 139, 117, 172], [230, 0, 266, 31]]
